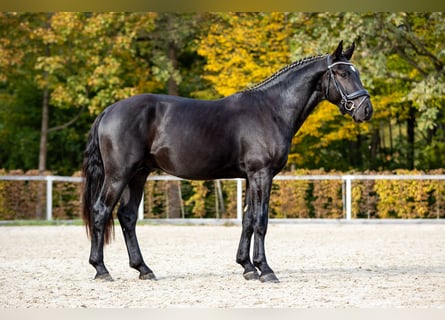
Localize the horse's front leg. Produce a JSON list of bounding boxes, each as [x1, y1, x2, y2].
[[250, 169, 279, 283], [236, 180, 260, 280]]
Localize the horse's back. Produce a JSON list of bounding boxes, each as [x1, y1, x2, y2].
[[97, 94, 248, 179]]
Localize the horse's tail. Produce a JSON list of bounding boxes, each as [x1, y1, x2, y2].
[[81, 111, 114, 244]]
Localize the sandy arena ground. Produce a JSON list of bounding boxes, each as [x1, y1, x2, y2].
[[0, 223, 444, 308]]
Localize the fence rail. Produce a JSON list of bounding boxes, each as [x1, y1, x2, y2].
[[1, 174, 445, 221]]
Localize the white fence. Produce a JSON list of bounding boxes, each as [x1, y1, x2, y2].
[[1, 174, 445, 221]]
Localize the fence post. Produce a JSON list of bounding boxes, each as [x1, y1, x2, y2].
[[343, 175, 352, 220], [236, 179, 243, 222], [46, 176, 53, 221]]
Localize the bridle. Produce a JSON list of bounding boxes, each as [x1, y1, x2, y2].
[[325, 56, 370, 116]]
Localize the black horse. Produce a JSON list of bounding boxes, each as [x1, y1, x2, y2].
[[82, 41, 372, 283]]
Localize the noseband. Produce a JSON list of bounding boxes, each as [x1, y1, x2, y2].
[[325, 56, 370, 116]]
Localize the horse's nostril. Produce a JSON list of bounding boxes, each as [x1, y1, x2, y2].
[[364, 103, 372, 116]]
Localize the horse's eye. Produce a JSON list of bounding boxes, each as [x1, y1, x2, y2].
[[339, 72, 347, 78]]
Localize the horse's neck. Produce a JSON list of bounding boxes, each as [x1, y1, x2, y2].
[[265, 60, 327, 138]]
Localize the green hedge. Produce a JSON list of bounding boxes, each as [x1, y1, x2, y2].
[[1, 169, 444, 220]]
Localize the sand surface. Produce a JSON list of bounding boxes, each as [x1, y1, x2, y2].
[[0, 223, 444, 308]]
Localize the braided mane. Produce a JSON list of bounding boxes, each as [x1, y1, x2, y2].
[[244, 54, 327, 92]]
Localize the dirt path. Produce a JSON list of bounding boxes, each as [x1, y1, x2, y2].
[[0, 223, 444, 307]]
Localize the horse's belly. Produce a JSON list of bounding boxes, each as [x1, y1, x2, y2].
[[151, 144, 241, 180]]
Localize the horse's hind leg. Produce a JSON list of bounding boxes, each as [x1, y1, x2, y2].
[[117, 170, 156, 280], [89, 178, 127, 281]]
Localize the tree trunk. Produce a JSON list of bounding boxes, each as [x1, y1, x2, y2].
[[38, 37, 51, 173], [38, 85, 49, 173], [349, 135, 363, 168], [389, 117, 393, 154], [406, 104, 416, 170], [370, 128, 380, 170], [167, 40, 179, 96]]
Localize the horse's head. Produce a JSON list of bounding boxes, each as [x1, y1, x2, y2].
[[322, 41, 373, 123]]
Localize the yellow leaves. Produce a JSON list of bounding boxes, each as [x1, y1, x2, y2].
[[295, 102, 337, 140], [270, 169, 312, 218], [0, 38, 23, 70], [322, 122, 362, 147], [293, 101, 370, 147], [50, 12, 83, 39], [84, 13, 114, 37], [197, 12, 293, 97], [408, 68, 420, 80], [184, 181, 209, 218], [370, 95, 398, 120], [271, 169, 344, 219], [35, 55, 65, 74], [28, 13, 82, 45], [374, 91, 404, 111], [373, 170, 438, 219], [88, 57, 121, 89], [51, 85, 74, 107]]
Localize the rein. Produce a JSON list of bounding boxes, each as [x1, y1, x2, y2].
[[325, 56, 369, 116]]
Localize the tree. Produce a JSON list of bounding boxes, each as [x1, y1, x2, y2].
[[356, 13, 445, 169], [0, 13, 158, 173], [287, 12, 445, 170]]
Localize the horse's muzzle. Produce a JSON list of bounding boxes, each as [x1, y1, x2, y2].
[[352, 98, 373, 123]]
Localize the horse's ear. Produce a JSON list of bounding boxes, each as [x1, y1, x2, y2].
[[332, 40, 343, 61], [343, 42, 355, 60]]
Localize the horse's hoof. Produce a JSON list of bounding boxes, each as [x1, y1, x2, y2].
[[243, 270, 260, 281], [94, 272, 114, 282], [139, 272, 156, 280], [260, 272, 279, 283]]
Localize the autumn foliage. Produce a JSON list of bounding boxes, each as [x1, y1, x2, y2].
[[197, 12, 294, 97]]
